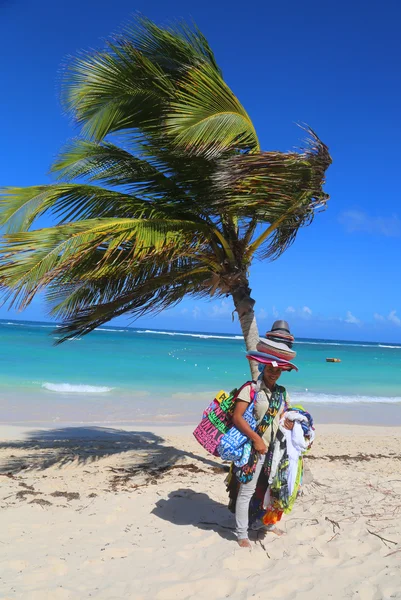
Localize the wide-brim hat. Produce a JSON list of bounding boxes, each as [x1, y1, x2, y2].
[[246, 351, 298, 372], [257, 338, 296, 361], [262, 319, 296, 358]]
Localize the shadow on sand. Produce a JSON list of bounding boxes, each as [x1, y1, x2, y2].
[[152, 488, 236, 541], [0, 428, 236, 540], [0, 426, 224, 473]]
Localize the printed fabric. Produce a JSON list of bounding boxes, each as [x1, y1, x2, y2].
[[192, 382, 254, 456], [262, 406, 315, 522], [216, 387, 257, 465], [234, 385, 284, 484]]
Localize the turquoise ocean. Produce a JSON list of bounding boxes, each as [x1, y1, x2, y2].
[[1, 319, 401, 425]]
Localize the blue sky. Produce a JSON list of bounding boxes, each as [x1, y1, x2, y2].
[[1, 0, 401, 342]]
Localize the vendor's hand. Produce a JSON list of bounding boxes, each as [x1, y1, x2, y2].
[[253, 437, 267, 454], [283, 418, 294, 431]]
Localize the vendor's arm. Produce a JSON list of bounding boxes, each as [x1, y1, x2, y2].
[[232, 400, 267, 454]]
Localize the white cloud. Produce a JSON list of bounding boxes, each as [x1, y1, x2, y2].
[[180, 308, 189, 315], [374, 312, 385, 322], [257, 308, 267, 320], [388, 310, 401, 326], [345, 311, 361, 325], [272, 306, 279, 318], [210, 300, 231, 317], [192, 306, 201, 319], [339, 210, 401, 237], [284, 305, 312, 319]]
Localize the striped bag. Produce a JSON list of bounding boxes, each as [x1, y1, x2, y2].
[[193, 382, 254, 456]]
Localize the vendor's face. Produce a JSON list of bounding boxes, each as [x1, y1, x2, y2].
[[262, 364, 283, 389]]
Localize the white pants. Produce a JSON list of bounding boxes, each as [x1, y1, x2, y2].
[[235, 454, 265, 539]]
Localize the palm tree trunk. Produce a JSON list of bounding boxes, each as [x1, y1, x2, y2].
[[231, 281, 260, 381]]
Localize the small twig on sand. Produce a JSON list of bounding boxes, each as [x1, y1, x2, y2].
[[385, 547, 401, 558], [367, 529, 398, 548], [287, 517, 319, 526], [257, 535, 271, 558], [198, 521, 235, 531], [325, 517, 340, 533], [309, 547, 324, 557], [327, 532, 340, 543]]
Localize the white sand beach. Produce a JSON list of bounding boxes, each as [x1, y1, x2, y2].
[[1, 422, 401, 599]]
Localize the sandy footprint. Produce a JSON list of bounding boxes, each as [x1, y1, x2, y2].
[[349, 583, 383, 600], [382, 586, 401, 599], [82, 558, 106, 575], [343, 539, 381, 558], [266, 577, 315, 598], [101, 546, 133, 558], [193, 534, 217, 548], [3, 560, 29, 571], [176, 550, 192, 560], [223, 547, 274, 572], [28, 589, 74, 600], [156, 577, 235, 600]]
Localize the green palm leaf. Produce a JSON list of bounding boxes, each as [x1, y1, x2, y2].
[[52, 139, 185, 200], [167, 63, 259, 157], [0, 184, 160, 232], [0, 16, 331, 357]]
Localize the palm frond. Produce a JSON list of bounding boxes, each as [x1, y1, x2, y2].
[[121, 16, 222, 75], [51, 139, 185, 200], [166, 63, 259, 158], [49, 260, 214, 341], [62, 16, 221, 141], [0, 217, 214, 309], [0, 184, 161, 232], [62, 44, 172, 140], [214, 128, 331, 257]]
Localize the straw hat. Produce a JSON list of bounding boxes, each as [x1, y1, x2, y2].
[[246, 320, 298, 371]]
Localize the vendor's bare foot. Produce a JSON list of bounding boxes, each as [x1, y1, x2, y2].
[[268, 525, 285, 536], [237, 538, 252, 548]]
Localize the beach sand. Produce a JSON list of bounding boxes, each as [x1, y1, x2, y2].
[[1, 423, 401, 599]]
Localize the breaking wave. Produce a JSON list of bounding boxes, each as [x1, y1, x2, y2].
[[135, 329, 244, 340], [42, 383, 113, 393]]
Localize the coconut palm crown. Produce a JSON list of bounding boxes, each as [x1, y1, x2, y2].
[[0, 17, 331, 377]]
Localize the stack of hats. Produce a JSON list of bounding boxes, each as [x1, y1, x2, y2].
[[246, 320, 298, 372]]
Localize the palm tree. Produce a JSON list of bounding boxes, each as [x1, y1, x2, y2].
[[0, 17, 331, 378]]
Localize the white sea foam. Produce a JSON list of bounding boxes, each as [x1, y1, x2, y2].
[[42, 383, 113, 393], [290, 391, 401, 404], [1, 321, 56, 328], [295, 340, 372, 347], [94, 328, 127, 332], [378, 344, 401, 349], [296, 340, 401, 349], [136, 329, 244, 340]]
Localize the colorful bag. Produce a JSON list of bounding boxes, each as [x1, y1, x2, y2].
[[193, 382, 254, 456], [235, 385, 284, 483], [217, 399, 256, 463]]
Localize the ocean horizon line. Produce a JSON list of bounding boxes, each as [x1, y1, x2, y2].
[[1, 317, 401, 348]]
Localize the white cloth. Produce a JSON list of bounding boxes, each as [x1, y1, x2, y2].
[[284, 422, 304, 495], [284, 411, 308, 423], [264, 414, 314, 509]]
